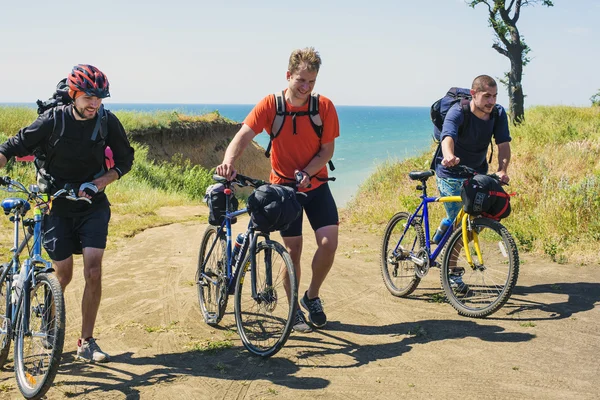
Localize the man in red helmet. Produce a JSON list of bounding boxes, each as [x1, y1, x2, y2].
[[0, 64, 135, 363]]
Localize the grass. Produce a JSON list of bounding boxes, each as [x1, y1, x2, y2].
[[345, 106, 600, 265], [188, 338, 234, 353], [144, 321, 179, 333], [519, 322, 536, 328]]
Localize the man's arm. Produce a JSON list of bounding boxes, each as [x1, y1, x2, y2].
[[496, 142, 511, 183], [216, 124, 257, 180], [0, 154, 8, 169], [295, 141, 335, 188], [440, 136, 460, 167], [439, 105, 464, 168]]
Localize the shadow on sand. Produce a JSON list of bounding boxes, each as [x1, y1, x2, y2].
[[46, 316, 534, 398]]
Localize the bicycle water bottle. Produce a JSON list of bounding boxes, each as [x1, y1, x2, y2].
[[12, 267, 26, 304], [432, 218, 452, 244], [232, 233, 246, 264]]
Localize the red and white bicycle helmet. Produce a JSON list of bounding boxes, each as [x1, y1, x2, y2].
[[67, 64, 110, 99]]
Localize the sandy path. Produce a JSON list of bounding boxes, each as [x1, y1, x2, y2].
[[0, 206, 598, 399]]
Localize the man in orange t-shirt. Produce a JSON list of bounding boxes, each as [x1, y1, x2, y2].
[[216, 47, 340, 333]]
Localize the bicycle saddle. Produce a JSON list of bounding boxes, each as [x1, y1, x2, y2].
[[408, 170, 435, 181], [1, 198, 30, 215]]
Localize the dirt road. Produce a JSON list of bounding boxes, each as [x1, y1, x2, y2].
[[1, 206, 599, 399]]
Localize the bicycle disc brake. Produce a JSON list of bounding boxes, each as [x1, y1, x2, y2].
[[414, 249, 430, 278]]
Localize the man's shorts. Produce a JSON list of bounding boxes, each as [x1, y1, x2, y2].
[[280, 183, 339, 237], [436, 176, 466, 222], [43, 204, 111, 262]]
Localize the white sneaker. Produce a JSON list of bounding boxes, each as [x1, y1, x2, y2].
[[77, 338, 110, 363]]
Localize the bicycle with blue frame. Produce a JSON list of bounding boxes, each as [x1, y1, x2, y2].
[[380, 166, 519, 318], [0, 176, 79, 399], [196, 173, 297, 357]]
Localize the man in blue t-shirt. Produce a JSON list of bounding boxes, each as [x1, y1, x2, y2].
[[435, 75, 512, 291]]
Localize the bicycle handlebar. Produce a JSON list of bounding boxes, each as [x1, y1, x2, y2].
[[1, 177, 92, 204], [52, 188, 93, 204], [212, 173, 266, 188], [446, 166, 507, 186]]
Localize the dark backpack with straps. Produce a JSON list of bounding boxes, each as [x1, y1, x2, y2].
[[266, 91, 335, 173], [429, 87, 498, 170]]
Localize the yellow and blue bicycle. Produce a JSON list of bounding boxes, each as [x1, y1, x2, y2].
[[380, 167, 519, 318]]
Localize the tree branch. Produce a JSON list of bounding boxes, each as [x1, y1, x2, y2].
[[513, 0, 522, 24], [490, 14, 511, 49], [483, 0, 493, 13], [492, 43, 510, 57]]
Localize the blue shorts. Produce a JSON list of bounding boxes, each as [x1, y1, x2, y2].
[[436, 176, 466, 222], [280, 183, 339, 237], [43, 204, 111, 262]]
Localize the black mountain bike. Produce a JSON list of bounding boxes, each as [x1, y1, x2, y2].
[[196, 173, 297, 357]]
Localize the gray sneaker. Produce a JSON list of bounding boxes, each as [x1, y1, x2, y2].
[[292, 309, 312, 333], [77, 338, 110, 363], [449, 268, 470, 294]]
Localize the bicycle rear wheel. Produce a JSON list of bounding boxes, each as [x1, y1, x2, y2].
[[14, 272, 65, 400], [0, 263, 12, 368], [381, 212, 425, 297], [441, 218, 519, 318], [196, 225, 228, 326], [234, 240, 296, 358]]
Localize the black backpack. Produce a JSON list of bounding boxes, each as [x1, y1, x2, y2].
[[429, 87, 498, 170], [204, 183, 239, 226], [34, 79, 109, 190], [246, 184, 302, 232], [460, 174, 511, 220], [36, 78, 72, 115]]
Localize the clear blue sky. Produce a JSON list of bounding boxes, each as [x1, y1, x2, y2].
[[1, 0, 597, 107]]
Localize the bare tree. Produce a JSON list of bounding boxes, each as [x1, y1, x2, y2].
[[591, 90, 600, 107], [468, 0, 553, 124]]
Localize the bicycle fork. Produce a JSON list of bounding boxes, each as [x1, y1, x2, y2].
[[461, 215, 484, 268]]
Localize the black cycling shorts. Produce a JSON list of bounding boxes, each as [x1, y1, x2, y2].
[[43, 204, 111, 262], [280, 183, 339, 237]]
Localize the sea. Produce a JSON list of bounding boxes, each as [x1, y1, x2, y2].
[[4, 102, 433, 207]]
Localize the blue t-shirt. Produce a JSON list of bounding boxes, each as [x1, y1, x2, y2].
[[435, 103, 511, 178]]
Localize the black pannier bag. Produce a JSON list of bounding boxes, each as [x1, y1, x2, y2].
[[246, 184, 302, 232], [460, 174, 511, 220], [204, 183, 239, 226]]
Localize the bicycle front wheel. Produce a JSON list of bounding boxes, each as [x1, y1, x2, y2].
[[234, 240, 296, 358], [381, 212, 425, 297], [14, 272, 65, 400], [196, 225, 228, 326], [441, 218, 519, 318], [0, 263, 12, 368]]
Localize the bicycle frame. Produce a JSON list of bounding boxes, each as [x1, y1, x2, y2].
[[199, 194, 272, 299], [393, 192, 483, 269], [0, 190, 53, 338]]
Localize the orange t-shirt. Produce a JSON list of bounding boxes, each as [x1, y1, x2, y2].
[[244, 90, 340, 191]]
